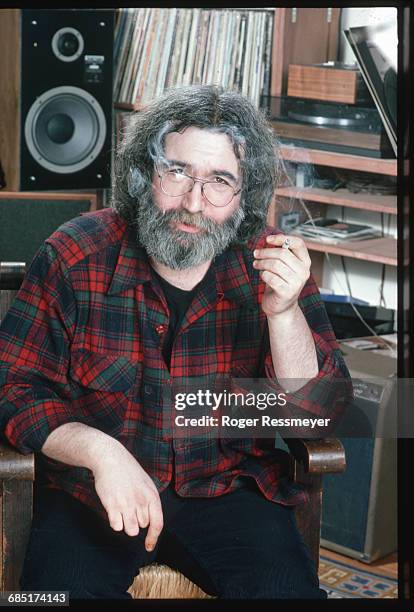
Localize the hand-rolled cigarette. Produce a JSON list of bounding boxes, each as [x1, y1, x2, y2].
[[282, 238, 291, 250]]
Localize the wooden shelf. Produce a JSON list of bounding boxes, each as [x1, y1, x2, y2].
[[275, 186, 397, 215], [303, 236, 397, 266], [114, 102, 142, 111], [279, 145, 397, 176], [0, 191, 99, 210]]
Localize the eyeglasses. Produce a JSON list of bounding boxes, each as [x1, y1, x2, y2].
[[155, 166, 241, 208]]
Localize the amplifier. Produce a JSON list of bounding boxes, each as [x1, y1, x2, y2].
[[320, 342, 397, 563]]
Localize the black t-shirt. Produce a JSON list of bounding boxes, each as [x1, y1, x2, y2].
[[152, 270, 202, 369]]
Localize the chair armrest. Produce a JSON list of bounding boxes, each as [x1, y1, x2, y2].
[[0, 441, 35, 480], [285, 438, 346, 475]]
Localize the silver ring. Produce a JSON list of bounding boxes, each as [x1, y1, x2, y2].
[[282, 238, 291, 250]]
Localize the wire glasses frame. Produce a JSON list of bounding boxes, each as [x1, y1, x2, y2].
[[155, 165, 242, 208]]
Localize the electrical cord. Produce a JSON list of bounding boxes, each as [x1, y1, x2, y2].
[[379, 264, 387, 308], [325, 252, 395, 352], [277, 150, 396, 353], [340, 256, 353, 297]]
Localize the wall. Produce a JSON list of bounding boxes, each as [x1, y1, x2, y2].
[[339, 6, 397, 65]]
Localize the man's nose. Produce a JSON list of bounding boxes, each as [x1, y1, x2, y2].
[[182, 180, 206, 214]]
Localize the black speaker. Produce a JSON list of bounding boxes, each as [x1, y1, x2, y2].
[[0, 9, 114, 191]]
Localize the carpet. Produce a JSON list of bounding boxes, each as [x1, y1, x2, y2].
[[318, 555, 398, 599]]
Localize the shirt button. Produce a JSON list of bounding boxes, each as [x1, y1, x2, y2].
[[155, 324, 167, 335], [144, 384, 153, 395]]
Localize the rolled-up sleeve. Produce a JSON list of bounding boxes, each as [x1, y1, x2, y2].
[[262, 273, 353, 438], [0, 242, 83, 453]]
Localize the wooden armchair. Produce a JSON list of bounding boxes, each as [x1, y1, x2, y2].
[[0, 282, 346, 597], [0, 439, 345, 597]]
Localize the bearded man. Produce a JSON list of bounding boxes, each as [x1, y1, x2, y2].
[[0, 85, 350, 599]]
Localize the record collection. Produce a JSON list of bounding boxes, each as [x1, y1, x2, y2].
[[293, 217, 381, 244], [114, 8, 274, 108]]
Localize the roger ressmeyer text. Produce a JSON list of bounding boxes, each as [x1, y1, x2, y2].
[[175, 415, 331, 429]]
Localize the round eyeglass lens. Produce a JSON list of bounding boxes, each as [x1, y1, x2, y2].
[[203, 182, 234, 207], [161, 171, 192, 196], [161, 171, 235, 206]]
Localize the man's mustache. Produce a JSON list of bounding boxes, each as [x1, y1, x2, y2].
[[163, 209, 218, 232]]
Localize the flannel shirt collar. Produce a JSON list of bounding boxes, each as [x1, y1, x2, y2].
[[107, 225, 152, 294], [107, 224, 256, 309]]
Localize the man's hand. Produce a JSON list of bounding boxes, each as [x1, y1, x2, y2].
[[92, 444, 163, 551], [253, 234, 311, 318], [42, 423, 164, 550]]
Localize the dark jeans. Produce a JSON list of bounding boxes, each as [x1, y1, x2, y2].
[[20, 480, 327, 600]]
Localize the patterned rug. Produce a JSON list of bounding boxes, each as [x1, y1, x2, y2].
[[319, 555, 398, 599]]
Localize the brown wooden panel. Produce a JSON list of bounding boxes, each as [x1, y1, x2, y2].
[[304, 236, 398, 267], [275, 186, 397, 215], [287, 64, 359, 104], [280, 146, 397, 176], [0, 445, 35, 481], [272, 120, 382, 151], [270, 8, 286, 97], [272, 8, 340, 98], [0, 191, 98, 210], [0, 9, 21, 191], [1, 480, 33, 591], [294, 468, 323, 571], [327, 8, 341, 60], [288, 439, 346, 475], [309, 251, 325, 289]]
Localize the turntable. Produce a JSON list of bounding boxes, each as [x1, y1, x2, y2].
[[261, 95, 393, 158]]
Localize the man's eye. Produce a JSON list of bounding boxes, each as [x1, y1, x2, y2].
[[213, 176, 231, 186], [169, 168, 184, 175]]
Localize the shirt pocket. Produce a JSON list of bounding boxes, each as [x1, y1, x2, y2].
[[69, 349, 141, 436]]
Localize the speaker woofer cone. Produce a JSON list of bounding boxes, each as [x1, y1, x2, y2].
[[46, 113, 75, 144], [24, 86, 107, 174]]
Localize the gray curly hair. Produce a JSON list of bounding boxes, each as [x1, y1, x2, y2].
[[111, 84, 280, 244]]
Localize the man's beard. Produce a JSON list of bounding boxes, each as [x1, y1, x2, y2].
[[135, 190, 245, 270]]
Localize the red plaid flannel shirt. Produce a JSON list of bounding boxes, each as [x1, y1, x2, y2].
[[0, 209, 351, 518]]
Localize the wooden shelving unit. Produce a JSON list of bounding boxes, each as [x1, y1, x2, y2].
[[276, 146, 397, 269], [275, 186, 397, 215], [279, 145, 397, 177], [302, 236, 397, 266]]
